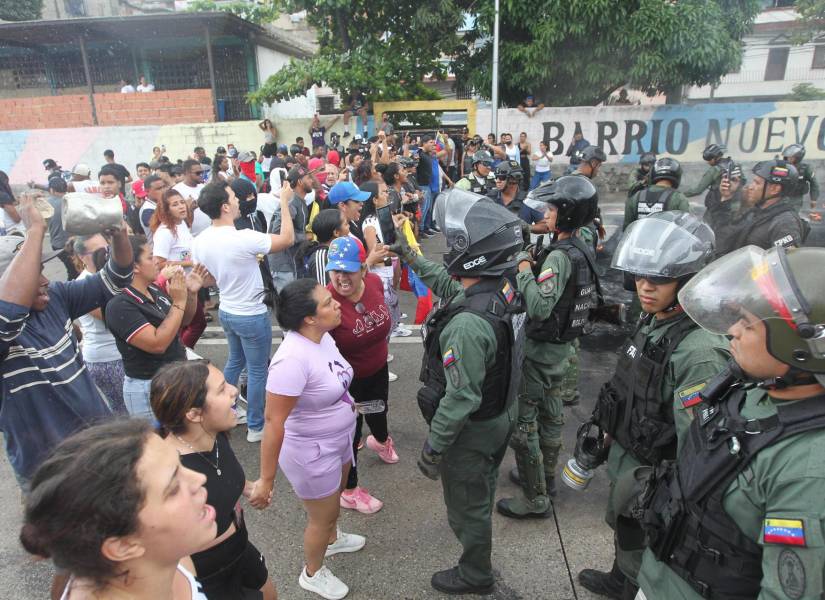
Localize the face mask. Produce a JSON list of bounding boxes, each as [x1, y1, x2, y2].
[[239, 197, 258, 217], [304, 190, 315, 206]]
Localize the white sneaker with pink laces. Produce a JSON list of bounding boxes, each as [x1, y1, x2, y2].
[[366, 435, 400, 464], [339, 487, 383, 514]]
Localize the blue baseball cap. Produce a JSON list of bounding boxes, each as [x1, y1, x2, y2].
[[328, 181, 371, 205], [325, 237, 362, 273]]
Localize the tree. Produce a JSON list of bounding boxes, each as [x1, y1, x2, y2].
[[794, 0, 825, 42], [249, 0, 466, 106], [454, 0, 762, 106], [187, 0, 278, 25], [0, 0, 43, 21], [788, 82, 825, 101]]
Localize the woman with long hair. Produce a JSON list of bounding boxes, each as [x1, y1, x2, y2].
[[152, 360, 277, 599], [211, 155, 232, 183]]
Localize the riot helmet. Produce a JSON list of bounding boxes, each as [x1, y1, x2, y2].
[[678, 245, 825, 385], [751, 159, 799, 203], [578, 145, 607, 164], [494, 161, 524, 181], [612, 211, 715, 281], [434, 188, 523, 277], [650, 157, 682, 188], [702, 144, 725, 162], [782, 144, 806, 164], [472, 150, 494, 167], [525, 175, 598, 232], [639, 152, 656, 167]]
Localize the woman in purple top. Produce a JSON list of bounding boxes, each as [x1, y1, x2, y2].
[[250, 278, 365, 600]]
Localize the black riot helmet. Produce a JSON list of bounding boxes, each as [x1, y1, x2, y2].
[[781, 144, 806, 164], [752, 159, 799, 199], [494, 160, 524, 181], [471, 150, 494, 167], [702, 144, 725, 162], [639, 152, 656, 166], [579, 145, 607, 164], [525, 175, 598, 232], [434, 188, 523, 277], [650, 157, 683, 188]]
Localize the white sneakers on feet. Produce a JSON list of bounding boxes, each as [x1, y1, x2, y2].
[[246, 428, 264, 443], [387, 353, 394, 363], [325, 528, 366, 557], [299, 565, 349, 600], [234, 404, 247, 426], [390, 325, 413, 338], [388, 371, 398, 382]]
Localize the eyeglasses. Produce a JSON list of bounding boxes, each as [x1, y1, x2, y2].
[[495, 175, 508, 181], [633, 274, 676, 285]]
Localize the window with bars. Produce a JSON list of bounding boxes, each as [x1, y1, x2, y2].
[[0, 53, 48, 90], [814, 46, 825, 70]]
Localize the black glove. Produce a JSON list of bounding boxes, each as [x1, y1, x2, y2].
[[388, 228, 418, 263], [417, 439, 442, 480]]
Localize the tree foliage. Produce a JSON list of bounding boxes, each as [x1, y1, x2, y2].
[[186, 0, 278, 25], [0, 0, 43, 21], [455, 0, 762, 106], [795, 0, 825, 42], [249, 0, 466, 105], [788, 82, 825, 101]]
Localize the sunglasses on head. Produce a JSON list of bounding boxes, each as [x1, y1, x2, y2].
[[634, 274, 676, 285]]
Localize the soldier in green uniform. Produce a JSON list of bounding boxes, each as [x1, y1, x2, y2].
[[623, 158, 690, 230], [576, 211, 729, 599], [635, 244, 825, 600], [392, 189, 526, 595], [496, 176, 600, 518], [782, 143, 820, 212], [683, 143, 727, 202], [454, 151, 497, 195], [626, 152, 656, 198]]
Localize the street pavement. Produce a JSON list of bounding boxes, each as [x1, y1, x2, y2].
[[0, 192, 681, 599]]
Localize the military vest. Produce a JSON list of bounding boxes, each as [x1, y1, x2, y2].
[[639, 387, 825, 600], [525, 237, 599, 343], [462, 174, 496, 195], [417, 278, 525, 423], [594, 313, 697, 464], [635, 187, 676, 220]]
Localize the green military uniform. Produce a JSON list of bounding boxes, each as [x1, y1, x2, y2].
[[455, 173, 496, 194], [683, 164, 722, 198], [627, 168, 650, 198], [411, 254, 516, 587], [623, 184, 691, 230], [786, 162, 820, 212], [637, 388, 825, 599], [606, 316, 728, 582]]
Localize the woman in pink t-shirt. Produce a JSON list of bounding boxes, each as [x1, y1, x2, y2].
[[250, 278, 365, 600], [325, 236, 397, 516]]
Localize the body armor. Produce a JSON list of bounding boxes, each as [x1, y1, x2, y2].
[[594, 313, 698, 464], [635, 187, 676, 220], [526, 236, 598, 343], [638, 388, 825, 599], [417, 278, 525, 424], [462, 174, 496, 195]]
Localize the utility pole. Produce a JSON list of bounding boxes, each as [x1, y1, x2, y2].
[[491, 0, 500, 138]]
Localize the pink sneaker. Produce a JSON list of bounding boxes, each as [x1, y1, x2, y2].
[[366, 435, 400, 464], [340, 487, 383, 514]]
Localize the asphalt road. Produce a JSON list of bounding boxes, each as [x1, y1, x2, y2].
[[0, 193, 665, 600]]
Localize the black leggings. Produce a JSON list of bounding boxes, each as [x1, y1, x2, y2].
[[345, 363, 390, 490]]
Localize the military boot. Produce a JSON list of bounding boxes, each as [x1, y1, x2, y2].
[[541, 442, 562, 498], [431, 567, 494, 596], [509, 467, 556, 497], [578, 560, 627, 599]]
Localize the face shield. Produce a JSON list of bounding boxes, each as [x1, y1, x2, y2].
[[435, 188, 486, 253]]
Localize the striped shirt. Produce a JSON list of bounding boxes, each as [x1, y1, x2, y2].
[[0, 259, 132, 481]]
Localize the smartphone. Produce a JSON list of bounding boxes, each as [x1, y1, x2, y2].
[[376, 205, 397, 245]]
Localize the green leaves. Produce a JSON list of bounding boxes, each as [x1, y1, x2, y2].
[[187, 0, 278, 25], [0, 0, 43, 21]]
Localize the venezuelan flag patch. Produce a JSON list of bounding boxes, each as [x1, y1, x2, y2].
[[538, 268, 555, 283], [764, 519, 806, 546], [502, 281, 515, 304], [443, 347, 458, 368], [678, 383, 706, 408]]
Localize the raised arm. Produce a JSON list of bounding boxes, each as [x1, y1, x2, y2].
[[268, 181, 295, 253], [0, 194, 44, 308]]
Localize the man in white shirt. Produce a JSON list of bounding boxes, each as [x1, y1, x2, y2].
[[139, 175, 166, 242], [136, 75, 155, 93], [68, 164, 102, 195], [120, 79, 135, 93], [173, 159, 209, 236], [192, 179, 295, 442]]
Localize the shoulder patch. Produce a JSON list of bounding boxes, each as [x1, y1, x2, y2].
[[764, 518, 806, 546], [537, 267, 555, 283], [501, 281, 515, 304], [443, 347, 458, 368], [678, 382, 706, 408], [777, 548, 806, 600]]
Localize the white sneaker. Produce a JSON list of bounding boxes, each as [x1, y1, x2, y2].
[[234, 404, 247, 425], [299, 565, 349, 600], [246, 428, 264, 443], [388, 371, 398, 382], [325, 528, 366, 557], [390, 326, 412, 338], [387, 353, 394, 363], [400, 313, 408, 319]]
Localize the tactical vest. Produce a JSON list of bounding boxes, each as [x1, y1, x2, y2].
[[791, 163, 811, 197], [732, 201, 809, 251], [635, 187, 676, 220], [525, 237, 599, 343], [639, 388, 825, 600], [594, 313, 697, 464], [417, 278, 525, 423], [462, 174, 496, 195]]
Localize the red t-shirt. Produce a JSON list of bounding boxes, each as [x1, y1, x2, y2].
[[328, 272, 391, 378]]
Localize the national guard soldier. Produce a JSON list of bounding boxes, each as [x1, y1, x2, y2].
[[391, 189, 525, 595], [782, 143, 820, 213], [573, 145, 608, 180], [627, 152, 656, 198], [634, 244, 825, 600], [623, 157, 690, 230], [488, 161, 548, 234], [496, 176, 600, 519], [714, 159, 807, 255], [683, 143, 729, 205], [577, 211, 729, 599], [455, 150, 497, 195]]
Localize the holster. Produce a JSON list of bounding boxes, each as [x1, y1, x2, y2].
[[593, 382, 620, 437], [417, 385, 443, 425]]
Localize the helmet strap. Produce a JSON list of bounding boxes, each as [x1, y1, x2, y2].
[[756, 367, 817, 390]]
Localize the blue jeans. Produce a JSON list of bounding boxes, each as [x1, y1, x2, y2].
[[530, 170, 551, 190], [220, 310, 272, 432], [419, 187, 434, 231], [123, 375, 153, 420]]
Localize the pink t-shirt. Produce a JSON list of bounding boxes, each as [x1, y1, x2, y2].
[[266, 330, 356, 439]]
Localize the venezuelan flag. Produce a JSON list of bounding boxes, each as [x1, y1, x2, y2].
[[763, 519, 806, 546]]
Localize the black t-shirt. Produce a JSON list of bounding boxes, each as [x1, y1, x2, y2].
[[415, 153, 432, 186], [109, 162, 131, 186], [105, 285, 186, 379]]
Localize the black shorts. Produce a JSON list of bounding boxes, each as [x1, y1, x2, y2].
[[193, 521, 268, 599]]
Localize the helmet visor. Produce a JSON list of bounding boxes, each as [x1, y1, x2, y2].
[[435, 188, 485, 251], [678, 245, 804, 335]]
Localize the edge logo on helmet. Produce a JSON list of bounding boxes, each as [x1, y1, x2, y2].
[[463, 255, 488, 270]]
